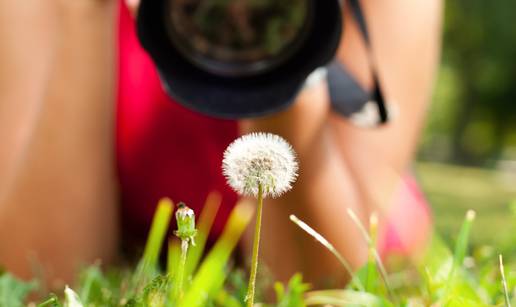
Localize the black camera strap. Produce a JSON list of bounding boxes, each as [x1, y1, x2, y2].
[[328, 0, 389, 126]]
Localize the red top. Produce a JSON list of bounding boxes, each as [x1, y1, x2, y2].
[[116, 1, 238, 246]]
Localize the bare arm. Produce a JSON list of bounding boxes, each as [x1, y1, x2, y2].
[[241, 0, 442, 285], [0, 0, 119, 282]]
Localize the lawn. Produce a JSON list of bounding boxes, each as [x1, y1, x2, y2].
[[416, 161, 516, 249], [2, 160, 516, 306]]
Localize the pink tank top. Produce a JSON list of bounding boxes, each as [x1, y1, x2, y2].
[[116, 1, 238, 246]]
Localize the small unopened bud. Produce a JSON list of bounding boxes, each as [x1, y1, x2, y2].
[[174, 202, 197, 245]]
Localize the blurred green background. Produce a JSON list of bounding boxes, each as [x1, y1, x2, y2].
[[416, 0, 516, 249]]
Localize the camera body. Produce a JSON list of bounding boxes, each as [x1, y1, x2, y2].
[[137, 0, 343, 119]]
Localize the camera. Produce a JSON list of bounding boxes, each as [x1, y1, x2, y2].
[[137, 0, 343, 119]]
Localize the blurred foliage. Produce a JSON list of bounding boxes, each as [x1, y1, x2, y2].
[[26, 198, 516, 307], [419, 0, 516, 165], [0, 272, 36, 307], [416, 162, 516, 249]]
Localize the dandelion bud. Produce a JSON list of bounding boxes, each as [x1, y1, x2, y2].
[[174, 202, 197, 245]]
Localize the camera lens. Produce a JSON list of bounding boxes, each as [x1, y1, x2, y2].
[[165, 0, 312, 77]]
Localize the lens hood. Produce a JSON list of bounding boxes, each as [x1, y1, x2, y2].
[[137, 0, 342, 119]]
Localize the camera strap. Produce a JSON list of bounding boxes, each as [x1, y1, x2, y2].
[[328, 0, 390, 126]]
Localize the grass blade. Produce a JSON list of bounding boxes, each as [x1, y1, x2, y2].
[[185, 192, 222, 277], [37, 294, 60, 307], [499, 255, 511, 307], [305, 289, 387, 307], [167, 239, 181, 278], [142, 198, 174, 268], [447, 210, 476, 286], [365, 214, 380, 293], [347, 209, 394, 299], [289, 215, 364, 291], [133, 198, 174, 291]]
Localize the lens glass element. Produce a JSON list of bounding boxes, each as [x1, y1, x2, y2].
[[166, 0, 310, 76]]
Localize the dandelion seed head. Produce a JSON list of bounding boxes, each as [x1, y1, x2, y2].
[[222, 132, 298, 198]]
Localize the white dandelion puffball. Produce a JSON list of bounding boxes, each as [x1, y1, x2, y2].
[[222, 132, 298, 198]]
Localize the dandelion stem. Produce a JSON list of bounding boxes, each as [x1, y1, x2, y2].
[[246, 183, 264, 307], [173, 239, 189, 301], [171, 203, 197, 304]]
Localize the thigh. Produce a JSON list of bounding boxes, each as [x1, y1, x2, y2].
[[333, 0, 443, 171]]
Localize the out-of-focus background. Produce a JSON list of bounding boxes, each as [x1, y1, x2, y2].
[[416, 1, 516, 249]]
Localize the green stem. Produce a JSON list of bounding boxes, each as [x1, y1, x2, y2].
[[37, 295, 58, 307], [173, 239, 189, 302], [246, 184, 264, 307]]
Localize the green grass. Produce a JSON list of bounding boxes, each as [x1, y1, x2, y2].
[[416, 162, 516, 247], [1, 162, 516, 306]]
